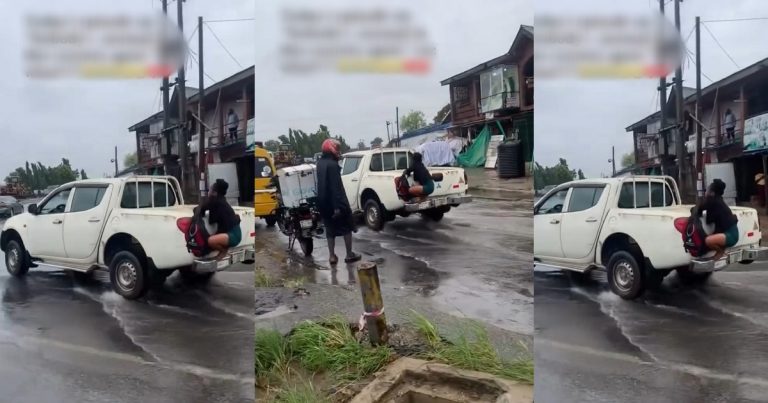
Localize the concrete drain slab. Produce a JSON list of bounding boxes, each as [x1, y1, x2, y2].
[[350, 358, 532, 403]]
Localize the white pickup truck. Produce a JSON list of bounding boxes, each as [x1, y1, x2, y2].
[[0, 176, 255, 300], [340, 148, 472, 230], [534, 175, 768, 299]]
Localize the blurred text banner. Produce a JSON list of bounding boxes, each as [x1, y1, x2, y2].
[[536, 13, 683, 79], [24, 13, 185, 79], [279, 7, 435, 75]]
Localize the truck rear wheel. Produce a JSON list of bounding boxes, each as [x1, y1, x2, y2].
[[364, 199, 385, 231], [421, 209, 445, 222], [4, 240, 30, 277], [179, 267, 215, 285], [676, 267, 712, 285], [607, 250, 645, 300], [109, 251, 148, 300]]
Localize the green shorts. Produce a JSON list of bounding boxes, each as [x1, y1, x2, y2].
[[422, 180, 435, 196], [724, 224, 739, 248], [227, 226, 242, 247]]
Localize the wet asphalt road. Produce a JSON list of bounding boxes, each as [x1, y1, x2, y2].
[[255, 197, 533, 342], [0, 218, 255, 403], [535, 263, 768, 403]]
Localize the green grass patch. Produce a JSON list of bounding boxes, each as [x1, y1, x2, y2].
[[255, 267, 277, 287], [273, 378, 329, 403], [288, 316, 394, 383], [409, 310, 534, 385], [255, 329, 291, 383], [283, 277, 306, 289]]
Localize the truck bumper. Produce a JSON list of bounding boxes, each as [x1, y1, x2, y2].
[[690, 246, 768, 273], [192, 247, 255, 273], [403, 195, 473, 213]]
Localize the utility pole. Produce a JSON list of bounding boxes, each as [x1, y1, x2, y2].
[[176, 0, 188, 198], [385, 121, 391, 144], [695, 16, 704, 202], [674, 0, 686, 198], [611, 146, 616, 177], [114, 146, 118, 176], [395, 107, 400, 147], [161, 0, 171, 175], [197, 16, 207, 199], [658, 0, 668, 173]]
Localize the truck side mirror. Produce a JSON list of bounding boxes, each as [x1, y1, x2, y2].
[[28, 204, 38, 215]]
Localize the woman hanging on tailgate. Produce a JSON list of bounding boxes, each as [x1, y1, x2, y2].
[[197, 179, 242, 260], [697, 179, 739, 262], [403, 152, 435, 200]]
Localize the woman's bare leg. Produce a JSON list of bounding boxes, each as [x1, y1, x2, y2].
[[706, 233, 727, 261], [208, 234, 230, 260]]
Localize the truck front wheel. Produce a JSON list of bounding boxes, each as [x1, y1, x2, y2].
[[265, 215, 277, 227], [364, 199, 385, 231], [607, 250, 645, 300], [109, 251, 148, 300], [4, 240, 30, 277]]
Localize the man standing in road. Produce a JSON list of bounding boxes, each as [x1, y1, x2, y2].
[[316, 138, 361, 265], [227, 109, 239, 141]]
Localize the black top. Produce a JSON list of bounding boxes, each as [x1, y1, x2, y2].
[[700, 196, 738, 233], [200, 196, 240, 234], [316, 152, 351, 219], [405, 161, 433, 186]]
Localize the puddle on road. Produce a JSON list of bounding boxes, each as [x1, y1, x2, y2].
[[542, 268, 768, 380]]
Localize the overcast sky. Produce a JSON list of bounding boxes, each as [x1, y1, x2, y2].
[[253, 0, 533, 148], [536, 0, 768, 177], [0, 0, 253, 181]]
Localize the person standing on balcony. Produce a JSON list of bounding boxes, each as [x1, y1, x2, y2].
[[227, 109, 239, 141], [724, 109, 736, 142]]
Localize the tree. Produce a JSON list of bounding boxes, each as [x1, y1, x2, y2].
[[371, 137, 384, 148], [577, 169, 586, 180], [276, 125, 351, 158], [533, 159, 583, 190], [80, 169, 88, 180], [357, 140, 366, 150], [433, 103, 451, 124], [264, 140, 281, 152], [400, 110, 427, 133], [5, 159, 82, 191], [621, 153, 634, 168], [124, 152, 138, 169]]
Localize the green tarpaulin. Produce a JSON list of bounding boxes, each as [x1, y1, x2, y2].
[[457, 125, 490, 167]]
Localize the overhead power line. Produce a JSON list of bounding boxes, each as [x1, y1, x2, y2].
[[204, 22, 244, 69], [702, 17, 768, 23], [701, 22, 740, 69], [205, 18, 255, 23]]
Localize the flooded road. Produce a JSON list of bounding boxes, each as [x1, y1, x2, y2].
[[255, 197, 533, 348], [535, 263, 768, 403], [0, 217, 254, 402]]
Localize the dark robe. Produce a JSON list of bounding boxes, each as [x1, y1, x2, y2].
[[316, 152, 354, 236]]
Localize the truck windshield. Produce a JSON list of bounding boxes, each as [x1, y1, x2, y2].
[[618, 181, 675, 208]]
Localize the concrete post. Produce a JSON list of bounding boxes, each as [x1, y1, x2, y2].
[[356, 261, 388, 345]]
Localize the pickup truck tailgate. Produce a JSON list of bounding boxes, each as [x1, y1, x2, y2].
[[424, 167, 468, 196]]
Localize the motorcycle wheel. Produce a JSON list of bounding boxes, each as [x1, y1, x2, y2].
[[298, 237, 313, 256]]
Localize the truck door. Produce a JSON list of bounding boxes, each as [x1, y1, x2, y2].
[[27, 187, 73, 258], [62, 184, 112, 261], [534, 187, 569, 259], [340, 155, 364, 210], [560, 185, 609, 261]]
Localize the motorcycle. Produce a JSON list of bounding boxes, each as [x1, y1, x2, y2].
[[275, 199, 324, 256]]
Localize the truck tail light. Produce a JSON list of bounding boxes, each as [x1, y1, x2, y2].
[[673, 217, 687, 234], [177, 217, 192, 233]]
